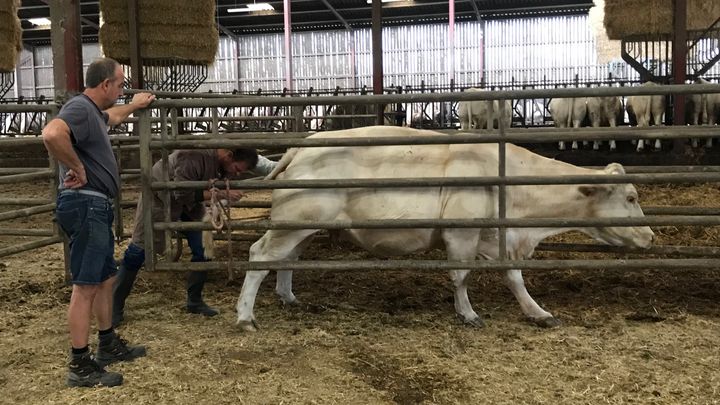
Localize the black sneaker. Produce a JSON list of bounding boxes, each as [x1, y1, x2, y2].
[[186, 302, 219, 317], [95, 335, 147, 367], [67, 353, 123, 388]]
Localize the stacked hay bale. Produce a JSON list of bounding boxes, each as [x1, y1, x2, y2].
[[604, 0, 720, 39], [588, 0, 621, 64], [0, 0, 22, 72], [99, 0, 218, 65]]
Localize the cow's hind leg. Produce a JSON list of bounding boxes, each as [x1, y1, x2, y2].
[[237, 229, 317, 332], [504, 269, 559, 327], [443, 230, 484, 327]]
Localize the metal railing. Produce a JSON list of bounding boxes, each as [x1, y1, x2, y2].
[[137, 84, 720, 273]]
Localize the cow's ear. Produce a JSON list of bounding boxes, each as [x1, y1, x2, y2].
[[604, 163, 625, 175], [578, 185, 598, 197], [578, 185, 610, 197]]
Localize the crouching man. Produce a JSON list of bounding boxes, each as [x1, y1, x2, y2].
[[112, 149, 277, 326]]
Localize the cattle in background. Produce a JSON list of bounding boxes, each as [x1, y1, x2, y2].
[[687, 78, 719, 148], [626, 81, 665, 151], [325, 103, 399, 130], [548, 97, 587, 150], [458, 88, 512, 131], [235, 126, 655, 332], [586, 96, 623, 151]]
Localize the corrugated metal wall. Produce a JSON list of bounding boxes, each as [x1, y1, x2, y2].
[[6, 15, 720, 98]]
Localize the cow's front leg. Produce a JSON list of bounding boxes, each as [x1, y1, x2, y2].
[[449, 269, 483, 327], [238, 229, 316, 332], [504, 269, 559, 327]]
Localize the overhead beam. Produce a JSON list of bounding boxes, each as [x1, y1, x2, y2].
[[319, 0, 353, 31], [37, 0, 98, 29], [468, 0, 482, 22]]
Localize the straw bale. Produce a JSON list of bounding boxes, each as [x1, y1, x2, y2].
[[605, 0, 720, 39], [99, 0, 218, 65], [0, 0, 22, 72], [589, 0, 621, 64]]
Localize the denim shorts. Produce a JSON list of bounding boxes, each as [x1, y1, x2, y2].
[[56, 192, 117, 285]]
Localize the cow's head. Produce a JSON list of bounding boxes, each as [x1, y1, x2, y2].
[[578, 163, 655, 248]]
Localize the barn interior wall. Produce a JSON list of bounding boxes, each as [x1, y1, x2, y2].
[[5, 15, 720, 98]]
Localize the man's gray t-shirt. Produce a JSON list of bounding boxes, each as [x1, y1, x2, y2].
[[57, 94, 119, 198]]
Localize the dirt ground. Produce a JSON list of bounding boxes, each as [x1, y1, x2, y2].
[[0, 180, 719, 405]]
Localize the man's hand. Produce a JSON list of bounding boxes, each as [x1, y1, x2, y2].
[[221, 189, 244, 202], [131, 92, 155, 108], [63, 167, 87, 188]]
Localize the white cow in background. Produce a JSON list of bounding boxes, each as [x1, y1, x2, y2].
[[586, 96, 623, 151], [688, 78, 719, 148], [626, 81, 665, 151], [548, 97, 587, 150], [458, 87, 512, 131], [235, 126, 655, 332]]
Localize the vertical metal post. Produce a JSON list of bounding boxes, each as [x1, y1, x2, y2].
[[672, 0, 687, 152], [448, 0, 455, 85], [371, 0, 384, 125], [47, 104, 71, 282], [128, 0, 144, 89], [114, 140, 124, 242], [234, 37, 241, 92], [479, 18, 485, 85], [49, 0, 83, 101], [497, 98, 507, 261], [139, 109, 155, 271], [283, 0, 293, 91], [160, 108, 172, 260]]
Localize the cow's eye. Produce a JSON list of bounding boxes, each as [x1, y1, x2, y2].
[[627, 196, 637, 203]]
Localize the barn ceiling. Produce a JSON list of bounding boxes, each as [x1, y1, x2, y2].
[[18, 0, 593, 45]]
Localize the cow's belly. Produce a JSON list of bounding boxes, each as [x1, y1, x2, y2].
[[343, 228, 439, 257]]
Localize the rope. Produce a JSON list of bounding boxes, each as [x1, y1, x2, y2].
[[206, 178, 234, 281], [223, 179, 234, 281]]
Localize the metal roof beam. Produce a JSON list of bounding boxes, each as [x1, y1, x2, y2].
[[319, 0, 353, 32], [37, 0, 98, 29]]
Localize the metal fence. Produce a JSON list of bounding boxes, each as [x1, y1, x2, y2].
[[131, 84, 720, 273]]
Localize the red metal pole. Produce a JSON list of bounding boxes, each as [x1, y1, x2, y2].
[[672, 0, 687, 152]]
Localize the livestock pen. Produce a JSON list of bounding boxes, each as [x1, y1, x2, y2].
[[1, 85, 720, 403]]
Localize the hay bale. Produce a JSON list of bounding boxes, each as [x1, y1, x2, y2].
[[604, 0, 720, 39], [589, 0, 621, 64], [0, 0, 22, 72], [99, 0, 218, 65]]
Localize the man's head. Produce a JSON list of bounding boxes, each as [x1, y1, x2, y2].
[[84, 58, 124, 109], [218, 148, 259, 176]]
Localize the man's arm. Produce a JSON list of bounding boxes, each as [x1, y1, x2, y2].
[[106, 92, 156, 126], [42, 118, 86, 188]]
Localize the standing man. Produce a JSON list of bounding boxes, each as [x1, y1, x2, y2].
[[111, 148, 276, 327], [42, 58, 155, 387]]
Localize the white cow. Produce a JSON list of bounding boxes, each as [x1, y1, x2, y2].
[[236, 126, 655, 332], [689, 78, 719, 148], [548, 98, 587, 150], [458, 87, 512, 131], [586, 96, 622, 151], [626, 81, 665, 151]]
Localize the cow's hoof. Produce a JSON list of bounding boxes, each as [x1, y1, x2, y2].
[[461, 315, 486, 328], [533, 316, 560, 328], [237, 319, 259, 332]]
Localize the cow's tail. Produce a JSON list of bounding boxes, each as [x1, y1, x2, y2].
[[645, 92, 653, 125], [566, 97, 574, 128], [264, 148, 298, 180]]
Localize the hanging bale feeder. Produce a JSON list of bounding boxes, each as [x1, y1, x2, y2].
[[98, 0, 219, 65], [589, 0, 621, 64], [604, 0, 720, 40], [0, 0, 23, 73]]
